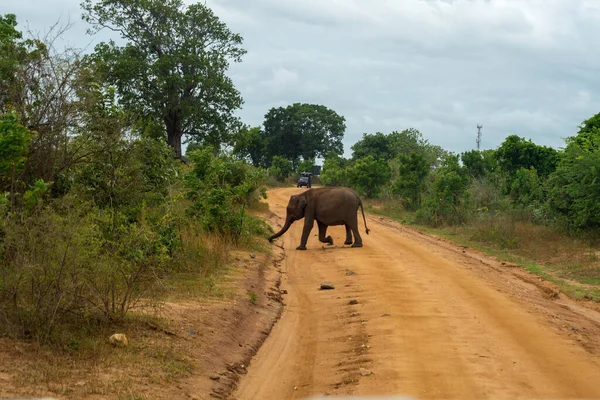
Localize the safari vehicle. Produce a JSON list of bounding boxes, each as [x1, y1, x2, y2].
[[297, 171, 312, 188]]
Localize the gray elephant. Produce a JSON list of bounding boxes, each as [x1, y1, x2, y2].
[[268, 187, 370, 250]]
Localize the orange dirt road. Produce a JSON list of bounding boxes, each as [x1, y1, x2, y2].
[[234, 187, 600, 400]]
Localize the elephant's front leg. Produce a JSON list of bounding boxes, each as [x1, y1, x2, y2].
[[317, 221, 334, 245], [344, 224, 353, 245], [297, 216, 315, 250]]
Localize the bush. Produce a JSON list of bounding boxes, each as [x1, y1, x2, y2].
[[417, 155, 469, 226], [0, 196, 178, 343], [185, 147, 269, 243]]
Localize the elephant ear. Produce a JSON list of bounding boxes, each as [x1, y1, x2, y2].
[[298, 196, 308, 210]]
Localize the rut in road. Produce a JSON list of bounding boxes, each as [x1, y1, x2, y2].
[[234, 187, 600, 400]]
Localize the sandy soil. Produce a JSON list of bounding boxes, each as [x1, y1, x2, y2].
[[234, 187, 600, 400]]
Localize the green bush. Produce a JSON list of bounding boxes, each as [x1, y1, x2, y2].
[[417, 155, 469, 226], [185, 147, 268, 243]]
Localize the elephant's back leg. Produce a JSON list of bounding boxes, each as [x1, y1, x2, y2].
[[344, 224, 353, 245], [347, 204, 363, 247]]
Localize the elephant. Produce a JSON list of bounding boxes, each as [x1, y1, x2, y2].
[[268, 187, 370, 250]]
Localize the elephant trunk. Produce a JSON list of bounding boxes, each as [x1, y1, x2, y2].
[[269, 216, 294, 242]]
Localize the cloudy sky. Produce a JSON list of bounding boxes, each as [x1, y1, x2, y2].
[[6, 0, 600, 157]]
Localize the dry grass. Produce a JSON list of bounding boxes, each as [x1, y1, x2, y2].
[[7, 310, 194, 399]]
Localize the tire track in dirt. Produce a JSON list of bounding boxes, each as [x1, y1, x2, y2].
[[233, 187, 600, 400]]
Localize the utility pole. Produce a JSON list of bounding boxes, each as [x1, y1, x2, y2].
[[476, 124, 483, 150]]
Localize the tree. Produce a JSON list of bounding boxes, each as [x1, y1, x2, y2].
[[296, 158, 315, 174], [184, 147, 268, 240], [567, 111, 600, 152], [509, 167, 543, 206], [495, 135, 558, 179], [351, 132, 392, 160], [548, 112, 600, 230], [348, 156, 392, 198], [460, 149, 497, 178], [391, 152, 430, 210], [0, 110, 32, 208], [320, 153, 351, 187], [419, 155, 470, 226], [388, 128, 449, 167], [232, 125, 266, 167], [262, 103, 345, 167], [82, 0, 246, 158], [270, 155, 293, 182], [0, 14, 90, 187]]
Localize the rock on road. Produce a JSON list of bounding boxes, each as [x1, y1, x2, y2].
[[234, 187, 600, 400]]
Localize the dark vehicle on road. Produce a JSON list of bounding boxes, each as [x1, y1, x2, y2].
[[297, 172, 312, 188]]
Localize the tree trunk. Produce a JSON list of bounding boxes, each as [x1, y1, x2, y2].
[[164, 109, 183, 159]]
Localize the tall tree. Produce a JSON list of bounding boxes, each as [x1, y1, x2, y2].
[[460, 149, 497, 178], [495, 135, 558, 178], [391, 152, 430, 210], [548, 111, 600, 230], [262, 103, 345, 167], [232, 125, 266, 167], [82, 0, 246, 158], [351, 132, 392, 160]]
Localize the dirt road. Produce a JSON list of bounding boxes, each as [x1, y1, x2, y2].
[[234, 187, 600, 400]]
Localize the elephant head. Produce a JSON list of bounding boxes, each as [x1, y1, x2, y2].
[[268, 194, 308, 242]]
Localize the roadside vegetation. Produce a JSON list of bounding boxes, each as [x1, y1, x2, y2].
[[2, 0, 600, 397]]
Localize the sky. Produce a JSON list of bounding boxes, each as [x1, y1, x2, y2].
[[5, 0, 600, 158]]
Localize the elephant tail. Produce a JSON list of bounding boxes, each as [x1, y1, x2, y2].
[[359, 200, 370, 235]]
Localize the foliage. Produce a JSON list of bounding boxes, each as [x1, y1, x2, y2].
[[232, 125, 267, 167], [460, 149, 498, 179], [391, 152, 430, 210], [262, 103, 345, 167], [269, 155, 294, 182], [351, 128, 448, 167], [509, 167, 544, 206], [418, 155, 470, 226], [320, 153, 351, 187], [82, 0, 246, 158], [0, 110, 31, 192], [347, 156, 392, 198], [296, 158, 315, 174], [0, 196, 179, 343], [184, 147, 270, 241], [351, 132, 393, 160], [495, 135, 558, 180], [568, 112, 600, 152], [0, 13, 48, 114], [547, 126, 600, 230]]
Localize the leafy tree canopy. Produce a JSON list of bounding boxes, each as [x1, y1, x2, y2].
[[351, 128, 448, 167], [460, 149, 498, 178], [495, 134, 558, 178], [262, 103, 345, 167], [232, 125, 266, 167], [391, 152, 430, 210], [351, 132, 392, 160], [81, 0, 246, 158], [0, 110, 32, 190]]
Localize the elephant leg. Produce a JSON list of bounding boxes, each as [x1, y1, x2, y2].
[[297, 216, 315, 250], [344, 224, 353, 245], [348, 212, 363, 248], [317, 221, 334, 245]]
